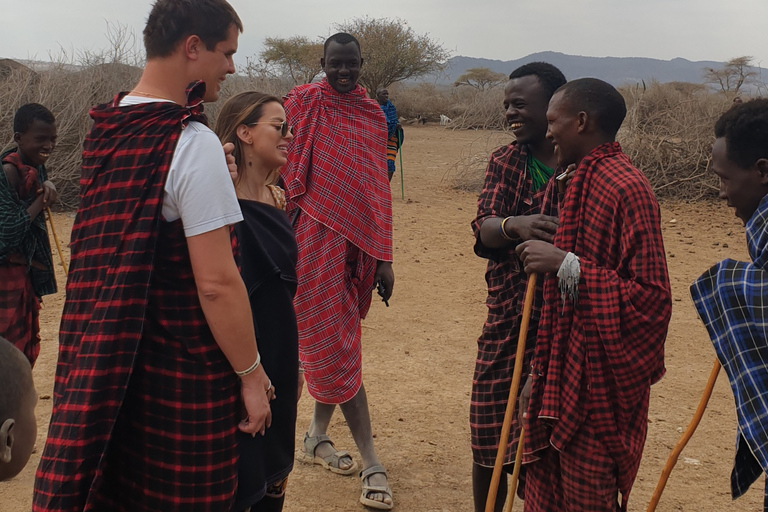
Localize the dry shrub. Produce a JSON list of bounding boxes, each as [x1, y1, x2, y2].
[[449, 87, 505, 130], [0, 53, 291, 209], [448, 130, 512, 191], [619, 81, 733, 200], [389, 83, 455, 121]]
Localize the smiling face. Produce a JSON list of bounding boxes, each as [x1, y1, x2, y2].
[[503, 75, 551, 147], [321, 41, 363, 94], [546, 90, 584, 167], [245, 101, 293, 171], [15, 120, 57, 167], [192, 23, 238, 102], [712, 137, 768, 224]]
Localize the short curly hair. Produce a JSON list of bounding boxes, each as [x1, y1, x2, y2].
[[13, 103, 55, 134], [323, 32, 361, 57], [714, 98, 768, 169], [508, 62, 567, 101]]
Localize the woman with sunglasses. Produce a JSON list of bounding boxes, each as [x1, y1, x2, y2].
[[215, 91, 299, 512]]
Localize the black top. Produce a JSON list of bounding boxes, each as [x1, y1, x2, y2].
[[232, 199, 299, 510]]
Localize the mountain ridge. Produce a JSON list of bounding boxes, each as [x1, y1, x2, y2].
[[429, 51, 731, 87]]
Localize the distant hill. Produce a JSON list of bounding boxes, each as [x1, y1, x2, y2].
[[429, 51, 734, 87]]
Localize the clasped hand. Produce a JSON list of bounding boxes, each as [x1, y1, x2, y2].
[[516, 240, 567, 274]]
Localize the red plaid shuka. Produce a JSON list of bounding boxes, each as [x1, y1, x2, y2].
[[0, 264, 40, 365], [282, 79, 392, 263], [34, 83, 240, 512], [523, 143, 671, 511], [282, 80, 392, 404], [469, 142, 556, 467]]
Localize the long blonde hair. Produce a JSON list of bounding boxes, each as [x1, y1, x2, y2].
[[214, 91, 284, 186]]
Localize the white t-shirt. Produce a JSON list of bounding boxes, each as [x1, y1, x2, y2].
[[120, 96, 242, 237]]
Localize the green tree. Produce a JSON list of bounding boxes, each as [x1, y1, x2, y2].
[[704, 56, 757, 94], [454, 67, 508, 91], [258, 36, 323, 85], [335, 17, 450, 97]]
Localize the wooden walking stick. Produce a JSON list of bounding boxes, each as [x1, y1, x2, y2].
[[397, 129, 405, 200], [646, 359, 721, 512], [485, 273, 538, 512], [46, 207, 68, 274], [504, 425, 525, 512]]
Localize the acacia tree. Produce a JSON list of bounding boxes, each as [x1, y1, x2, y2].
[[335, 17, 450, 97], [704, 56, 757, 94], [258, 36, 323, 85], [454, 67, 508, 91]]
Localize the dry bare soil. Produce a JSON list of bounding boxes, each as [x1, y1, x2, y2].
[[1, 126, 762, 511]]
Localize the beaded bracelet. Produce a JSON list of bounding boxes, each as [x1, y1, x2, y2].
[[235, 352, 261, 377], [499, 216, 515, 241]]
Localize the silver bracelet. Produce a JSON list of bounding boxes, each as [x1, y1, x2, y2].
[[235, 352, 261, 377]]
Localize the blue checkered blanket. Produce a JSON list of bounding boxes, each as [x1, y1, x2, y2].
[[691, 194, 768, 503]]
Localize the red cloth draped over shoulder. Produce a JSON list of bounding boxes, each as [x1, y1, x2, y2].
[[282, 79, 392, 261], [33, 83, 236, 511], [1, 151, 39, 199], [524, 142, 672, 508]]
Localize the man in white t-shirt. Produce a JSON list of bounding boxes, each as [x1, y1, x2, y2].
[[34, 1, 271, 510]]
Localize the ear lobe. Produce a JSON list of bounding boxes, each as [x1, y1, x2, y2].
[[0, 419, 14, 464], [320, 57, 326, 69], [359, 57, 364, 69], [13, 132, 21, 143]]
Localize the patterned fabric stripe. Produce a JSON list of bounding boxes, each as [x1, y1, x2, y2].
[[0, 264, 40, 366], [293, 212, 375, 404], [524, 416, 622, 512], [283, 80, 393, 262]]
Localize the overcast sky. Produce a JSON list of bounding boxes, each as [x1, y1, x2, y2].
[[2, 0, 766, 69]]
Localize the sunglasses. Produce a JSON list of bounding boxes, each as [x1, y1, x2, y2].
[[249, 120, 292, 137]]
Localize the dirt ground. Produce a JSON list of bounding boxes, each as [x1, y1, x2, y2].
[[1, 125, 763, 511]]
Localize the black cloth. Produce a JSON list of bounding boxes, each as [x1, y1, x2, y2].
[[232, 199, 299, 510]]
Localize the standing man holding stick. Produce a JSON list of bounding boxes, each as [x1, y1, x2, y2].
[[470, 62, 565, 512], [516, 78, 671, 511], [691, 99, 768, 508]]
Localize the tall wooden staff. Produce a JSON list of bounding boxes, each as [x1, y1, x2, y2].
[[485, 273, 538, 512], [646, 359, 721, 512], [46, 207, 68, 274]]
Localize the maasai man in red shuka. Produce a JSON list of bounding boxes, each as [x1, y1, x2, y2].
[[517, 78, 671, 512], [282, 32, 395, 510], [469, 62, 565, 512], [1, 103, 58, 367], [34, 2, 274, 511]]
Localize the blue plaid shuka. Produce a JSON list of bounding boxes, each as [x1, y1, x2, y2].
[[691, 194, 768, 508]]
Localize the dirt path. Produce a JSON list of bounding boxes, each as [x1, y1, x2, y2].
[[1, 126, 762, 511]]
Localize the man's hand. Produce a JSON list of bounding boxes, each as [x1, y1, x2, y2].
[[239, 365, 273, 436], [518, 377, 532, 425], [223, 142, 238, 181], [516, 240, 568, 274], [557, 163, 577, 196], [508, 214, 559, 243], [374, 261, 394, 302], [41, 180, 58, 206]]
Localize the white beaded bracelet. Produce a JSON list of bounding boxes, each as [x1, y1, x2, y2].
[[235, 352, 261, 377]]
